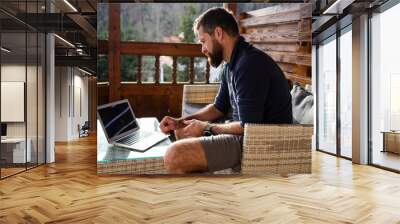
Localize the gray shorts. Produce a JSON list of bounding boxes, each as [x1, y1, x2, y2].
[[198, 134, 243, 172]]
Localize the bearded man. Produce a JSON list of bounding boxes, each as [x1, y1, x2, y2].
[[159, 7, 292, 174]]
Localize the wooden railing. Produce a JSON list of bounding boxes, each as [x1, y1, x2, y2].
[[97, 40, 213, 120], [98, 40, 210, 85]]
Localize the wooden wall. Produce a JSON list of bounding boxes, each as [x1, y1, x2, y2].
[[239, 4, 312, 85]]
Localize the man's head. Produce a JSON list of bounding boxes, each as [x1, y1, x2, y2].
[[193, 7, 239, 67]]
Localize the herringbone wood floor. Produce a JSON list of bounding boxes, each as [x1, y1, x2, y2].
[[1, 134, 400, 224]]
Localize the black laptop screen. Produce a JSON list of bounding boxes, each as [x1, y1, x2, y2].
[[98, 101, 138, 139]]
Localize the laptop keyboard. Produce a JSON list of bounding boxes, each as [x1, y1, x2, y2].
[[117, 132, 152, 145]]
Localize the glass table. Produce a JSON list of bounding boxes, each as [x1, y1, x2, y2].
[[97, 117, 172, 174]]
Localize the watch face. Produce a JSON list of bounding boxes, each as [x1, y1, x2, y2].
[[203, 130, 213, 136]]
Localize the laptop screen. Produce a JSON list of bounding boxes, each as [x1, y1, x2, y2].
[[97, 100, 138, 140]]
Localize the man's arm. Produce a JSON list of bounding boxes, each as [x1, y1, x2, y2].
[[211, 121, 244, 135], [178, 120, 243, 138], [160, 104, 224, 134], [182, 104, 224, 122]]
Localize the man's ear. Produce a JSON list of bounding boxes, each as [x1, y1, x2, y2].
[[214, 27, 223, 41]]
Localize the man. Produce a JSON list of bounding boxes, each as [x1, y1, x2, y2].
[[159, 7, 292, 174]]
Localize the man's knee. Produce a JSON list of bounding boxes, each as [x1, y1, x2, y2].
[[164, 142, 186, 173], [163, 139, 207, 174]]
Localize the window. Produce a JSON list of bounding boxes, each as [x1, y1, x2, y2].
[[317, 35, 337, 155], [339, 26, 352, 158], [370, 3, 400, 171]]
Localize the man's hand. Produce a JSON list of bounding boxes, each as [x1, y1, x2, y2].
[[159, 116, 184, 134], [178, 119, 208, 138]]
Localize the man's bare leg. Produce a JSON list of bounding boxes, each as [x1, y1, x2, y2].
[[164, 138, 208, 174]]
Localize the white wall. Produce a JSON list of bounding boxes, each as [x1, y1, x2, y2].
[[1, 63, 46, 164], [1, 65, 33, 137], [54, 67, 89, 141]]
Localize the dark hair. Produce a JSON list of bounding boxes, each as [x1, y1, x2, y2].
[[193, 7, 239, 37]]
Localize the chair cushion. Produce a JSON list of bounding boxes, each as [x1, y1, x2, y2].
[[291, 83, 314, 125]]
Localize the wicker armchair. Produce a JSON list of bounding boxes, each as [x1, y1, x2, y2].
[[182, 84, 313, 175]]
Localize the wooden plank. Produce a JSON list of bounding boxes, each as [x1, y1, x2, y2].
[[241, 4, 304, 18], [240, 10, 303, 28], [242, 31, 300, 43], [245, 23, 299, 35], [253, 43, 300, 52], [298, 19, 312, 33], [120, 42, 205, 57], [108, 4, 121, 101], [299, 4, 312, 19], [241, 3, 311, 19], [267, 51, 311, 66], [284, 72, 311, 85], [278, 63, 311, 78], [298, 19, 312, 43]]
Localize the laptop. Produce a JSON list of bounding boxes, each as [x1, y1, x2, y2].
[[97, 99, 168, 151]]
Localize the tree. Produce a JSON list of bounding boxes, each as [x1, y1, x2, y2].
[[177, 4, 198, 82]]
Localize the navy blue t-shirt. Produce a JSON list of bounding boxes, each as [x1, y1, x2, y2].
[[213, 36, 292, 126]]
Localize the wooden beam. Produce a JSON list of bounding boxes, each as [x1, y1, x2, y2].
[[284, 72, 311, 85], [99, 41, 207, 58], [242, 31, 300, 44], [240, 9, 311, 28], [108, 4, 121, 101], [120, 42, 205, 57], [268, 51, 311, 66], [253, 43, 300, 52]]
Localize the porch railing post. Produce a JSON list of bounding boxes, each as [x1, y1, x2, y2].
[[172, 56, 177, 84], [108, 4, 121, 101]]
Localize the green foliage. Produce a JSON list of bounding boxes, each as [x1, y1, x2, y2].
[[180, 4, 197, 43], [97, 55, 108, 82], [121, 56, 137, 82], [177, 4, 198, 82], [141, 56, 156, 82], [162, 64, 172, 82], [97, 4, 108, 40]]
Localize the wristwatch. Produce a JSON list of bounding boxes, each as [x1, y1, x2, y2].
[[203, 123, 215, 136]]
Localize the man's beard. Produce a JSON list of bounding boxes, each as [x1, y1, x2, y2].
[[207, 40, 223, 67]]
